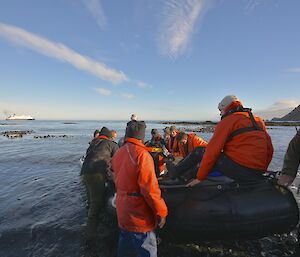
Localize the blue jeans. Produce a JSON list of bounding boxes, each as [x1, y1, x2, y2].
[[117, 229, 157, 257]]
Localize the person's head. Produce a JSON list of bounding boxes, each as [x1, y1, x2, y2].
[[218, 95, 243, 116], [93, 129, 100, 138], [170, 125, 177, 138], [176, 132, 188, 144], [151, 128, 160, 140], [130, 114, 138, 121], [110, 130, 117, 141], [125, 120, 146, 141], [99, 127, 111, 138], [163, 127, 171, 140]]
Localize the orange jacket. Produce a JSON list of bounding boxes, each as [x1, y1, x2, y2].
[[167, 135, 180, 156], [111, 137, 168, 232], [196, 112, 274, 181], [178, 134, 207, 158]]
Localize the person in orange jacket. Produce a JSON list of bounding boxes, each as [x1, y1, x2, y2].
[[177, 131, 207, 158], [111, 120, 168, 257], [187, 95, 274, 187], [167, 125, 181, 156]]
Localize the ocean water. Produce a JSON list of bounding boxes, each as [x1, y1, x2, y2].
[[0, 120, 299, 257]]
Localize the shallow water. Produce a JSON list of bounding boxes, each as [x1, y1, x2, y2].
[[0, 120, 299, 257]]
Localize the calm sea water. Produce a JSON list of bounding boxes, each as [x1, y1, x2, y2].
[[0, 120, 299, 257]]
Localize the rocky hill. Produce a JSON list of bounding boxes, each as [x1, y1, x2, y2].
[[276, 105, 300, 121]]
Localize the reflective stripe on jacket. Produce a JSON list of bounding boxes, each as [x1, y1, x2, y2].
[[178, 134, 207, 158], [111, 137, 168, 232], [197, 112, 273, 180]]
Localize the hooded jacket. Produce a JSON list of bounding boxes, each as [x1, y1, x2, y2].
[[196, 108, 273, 181], [111, 137, 168, 232]]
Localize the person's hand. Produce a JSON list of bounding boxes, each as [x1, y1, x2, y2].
[[157, 217, 166, 229], [186, 179, 201, 187], [277, 174, 295, 187]]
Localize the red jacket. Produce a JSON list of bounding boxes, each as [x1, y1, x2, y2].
[[111, 138, 168, 232], [178, 134, 207, 158], [197, 112, 274, 181]]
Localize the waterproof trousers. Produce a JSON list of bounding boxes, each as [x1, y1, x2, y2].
[[81, 172, 106, 241]]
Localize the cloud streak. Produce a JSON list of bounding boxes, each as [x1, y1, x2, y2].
[[0, 22, 128, 84], [82, 0, 107, 29], [121, 93, 135, 99], [158, 0, 208, 58], [95, 87, 111, 96], [286, 67, 300, 73]]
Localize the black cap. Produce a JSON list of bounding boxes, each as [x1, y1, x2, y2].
[[125, 121, 146, 141], [99, 126, 111, 138], [151, 128, 159, 135]]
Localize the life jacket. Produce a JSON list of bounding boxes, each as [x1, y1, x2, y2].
[[221, 106, 267, 143]]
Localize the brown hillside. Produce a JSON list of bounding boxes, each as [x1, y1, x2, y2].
[[279, 105, 300, 121]]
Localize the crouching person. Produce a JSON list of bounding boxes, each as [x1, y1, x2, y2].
[[111, 120, 168, 257]]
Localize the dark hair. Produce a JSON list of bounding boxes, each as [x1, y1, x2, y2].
[[176, 131, 187, 141], [99, 127, 111, 138], [151, 128, 159, 135], [93, 130, 100, 137]]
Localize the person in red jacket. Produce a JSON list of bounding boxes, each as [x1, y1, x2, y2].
[[111, 120, 168, 257], [177, 132, 207, 158], [187, 95, 274, 187]]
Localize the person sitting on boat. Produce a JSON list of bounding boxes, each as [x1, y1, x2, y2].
[[187, 95, 274, 186], [145, 129, 166, 148], [110, 130, 118, 142], [176, 131, 207, 158], [146, 129, 172, 177], [167, 125, 180, 156], [111, 120, 168, 257], [278, 131, 300, 186], [80, 127, 119, 251], [163, 126, 171, 143]]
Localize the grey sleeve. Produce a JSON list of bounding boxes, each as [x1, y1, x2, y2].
[[282, 132, 300, 177]]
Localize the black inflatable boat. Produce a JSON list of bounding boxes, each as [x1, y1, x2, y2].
[[106, 176, 299, 243], [158, 177, 299, 243]]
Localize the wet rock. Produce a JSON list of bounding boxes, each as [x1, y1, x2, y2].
[[1, 130, 34, 138], [33, 135, 73, 139]]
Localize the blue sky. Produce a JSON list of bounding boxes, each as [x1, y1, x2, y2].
[[0, 0, 299, 120]]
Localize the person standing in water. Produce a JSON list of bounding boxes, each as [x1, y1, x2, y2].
[[81, 127, 119, 252]]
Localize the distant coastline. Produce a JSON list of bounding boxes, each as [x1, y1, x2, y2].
[[159, 120, 300, 127]]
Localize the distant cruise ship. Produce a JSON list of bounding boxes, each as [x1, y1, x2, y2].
[[6, 114, 35, 120]]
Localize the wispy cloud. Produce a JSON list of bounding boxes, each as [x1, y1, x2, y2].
[[121, 93, 135, 99], [0, 22, 128, 84], [158, 0, 209, 58], [267, 99, 299, 111], [82, 0, 107, 30], [255, 99, 299, 120], [95, 87, 111, 96], [136, 81, 152, 89], [286, 67, 300, 73]]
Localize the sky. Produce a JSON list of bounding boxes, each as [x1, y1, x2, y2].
[[0, 0, 299, 121]]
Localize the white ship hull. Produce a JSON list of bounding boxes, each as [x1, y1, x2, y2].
[[6, 115, 35, 120]]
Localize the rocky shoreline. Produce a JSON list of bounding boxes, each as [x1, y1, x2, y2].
[[1, 130, 72, 139], [159, 120, 300, 134]]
